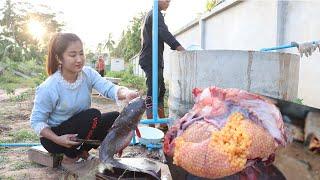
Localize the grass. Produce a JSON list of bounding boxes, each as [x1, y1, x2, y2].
[[0, 72, 22, 94], [7, 129, 38, 143], [9, 89, 34, 102], [0, 138, 9, 152], [0, 147, 10, 153], [11, 161, 40, 171], [0, 71, 45, 94], [0, 156, 9, 165], [0, 59, 46, 94], [292, 98, 304, 105], [106, 68, 146, 92], [0, 176, 15, 180], [0, 109, 3, 120]]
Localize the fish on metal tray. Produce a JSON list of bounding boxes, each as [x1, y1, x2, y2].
[[99, 97, 160, 179]]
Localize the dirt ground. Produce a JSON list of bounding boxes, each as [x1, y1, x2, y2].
[[1, 89, 320, 180], [0, 89, 164, 180], [0, 89, 114, 179]]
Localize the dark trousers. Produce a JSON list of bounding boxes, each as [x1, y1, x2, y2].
[[99, 70, 105, 77], [40, 108, 119, 158], [142, 66, 166, 108]]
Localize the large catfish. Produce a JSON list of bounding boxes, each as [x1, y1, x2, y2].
[[98, 97, 160, 179]]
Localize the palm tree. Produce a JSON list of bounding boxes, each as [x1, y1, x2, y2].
[[104, 33, 115, 54]]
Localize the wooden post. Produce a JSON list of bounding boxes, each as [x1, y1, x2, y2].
[[28, 145, 62, 168]]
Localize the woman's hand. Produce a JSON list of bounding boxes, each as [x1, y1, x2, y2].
[[40, 128, 81, 148], [117, 87, 139, 102], [125, 89, 139, 102], [55, 134, 81, 148]]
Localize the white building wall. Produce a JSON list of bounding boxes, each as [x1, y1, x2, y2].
[[281, 1, 320, 108], [110, 58, 125, 72], [175, 25, 201, 49], [164, 24, 200, 80], [130, 54, 145, 77], [204, 0, 278, 50]]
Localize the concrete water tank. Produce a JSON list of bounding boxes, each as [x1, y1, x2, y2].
[[168, 50, 300, 121]]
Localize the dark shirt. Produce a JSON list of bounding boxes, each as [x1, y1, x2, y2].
[[139, 9, 181, 69]]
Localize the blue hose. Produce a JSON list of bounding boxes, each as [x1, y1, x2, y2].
[[0, 143, 41, 147], [140, 118, 170, 124], [260, 40, 320, 51]]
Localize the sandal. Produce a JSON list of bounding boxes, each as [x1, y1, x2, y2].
[[86, 154, 96, 161], [78, 151, 97, 160], [61, 158, 87, 172]]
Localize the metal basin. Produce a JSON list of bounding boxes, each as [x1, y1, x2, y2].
[[138, 126, 164, 145]]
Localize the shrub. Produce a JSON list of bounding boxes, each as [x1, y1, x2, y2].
[[106, 66, 146, 92], [0, 59, 46, 94]]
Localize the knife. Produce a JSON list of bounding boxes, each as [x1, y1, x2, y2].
[[70, 137, 101, 146]]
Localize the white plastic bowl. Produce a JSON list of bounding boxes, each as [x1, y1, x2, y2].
[[137, 126, 164, 145]]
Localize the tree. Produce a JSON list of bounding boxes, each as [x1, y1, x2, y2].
[[0, 0, 64, 63], [206, 0, 218, 12], [104, 33, 115, 54], [96, 42, 104, 55], [85, 49, 96, 66], [0, 0, 21, 41], [110, 12, 146, 61]]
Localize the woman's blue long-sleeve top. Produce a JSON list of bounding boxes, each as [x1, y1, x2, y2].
[[30, 66, 119, 135]]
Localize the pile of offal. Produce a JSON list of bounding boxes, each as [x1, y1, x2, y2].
[[98, 86, 291, 179]]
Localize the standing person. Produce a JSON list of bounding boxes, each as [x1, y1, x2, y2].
[[139, 0, 185, 130], [96, 55, 105, 77], [30, 33, 139, 167]]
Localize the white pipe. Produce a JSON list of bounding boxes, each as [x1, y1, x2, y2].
[[199, 18, 205, 50]]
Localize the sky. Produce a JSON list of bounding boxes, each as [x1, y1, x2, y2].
[[28, 0, 208, 51]]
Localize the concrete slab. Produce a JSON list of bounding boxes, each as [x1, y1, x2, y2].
[[168, 50, 300, 120]]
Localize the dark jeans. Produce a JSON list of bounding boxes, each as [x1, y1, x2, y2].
[[40, 108, 119, 158], [142, 66, 166, 108], [99, 70, 105, 77]]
